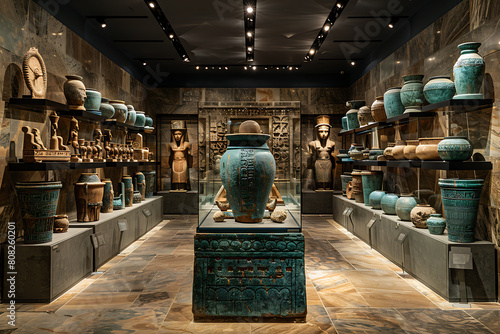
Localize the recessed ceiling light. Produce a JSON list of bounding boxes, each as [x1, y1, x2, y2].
[[340, 70, 345, 74], [225, 67, 228, 70], [244, 66, 248, 70], [309, 49, 315, 55], [323, 24, 330, 32], [289, 66, 293, 71], [246, 6, 253, 14], [247, 31, 252, 37], [196, 66, 200, 70], [148, 2, 155, 8], [336, 3, 342, 8], [205, 67, 208, 69], [252, 66, 256, 70], [350, 61, 356, 66], [142, 61, 147, 66], [169, 34, 174, 39], [247, 47, 253, 52]]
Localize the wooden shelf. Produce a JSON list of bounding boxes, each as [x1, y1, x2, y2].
[[354, 160, 387, 167], [422, 99, 493, 113], [7, 98, 68, 113], [420, 160, 492, 170], [9, 160, 157, 171], [102, 120, 143, 132]]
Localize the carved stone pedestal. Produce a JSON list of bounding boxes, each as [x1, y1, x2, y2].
[[193, 233, 306, 321]]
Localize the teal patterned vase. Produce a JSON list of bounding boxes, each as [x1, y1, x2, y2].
[[381, 193, 399, 215], [134, 111, 146, 128], [143, 171, 156, 198], [438, 179, 484, 243], [395, 195, 420, 221], [122, 175, 133, 207], [401, 75, 425, 113], [346, 100, 365, 130], [423, 76, 456, 103], [15, 181, 62, 244], [220, 121, 276, 223], [99, 98, 115, 119], [341, 116, 348, 130], [437, 136, 473, 161], [101, 179, 113, 213], [453, 42, 485, 99], [426, 214, 446, 235], [113, 182, 126, 210], [134, 172, 146, 201], [369, 190, 386, 209], [383, 87, 405, 118], [361, 171, 383, 205], [84, 89, 102, 114]]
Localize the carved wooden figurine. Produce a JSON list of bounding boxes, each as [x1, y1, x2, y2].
[[93, 128, 103, 162], [308, 115, 335, 190], [67, 117, 81, 162], [103, 129, 112, 161], [168, 120, 191, 191], [49, 112, 69, 151]]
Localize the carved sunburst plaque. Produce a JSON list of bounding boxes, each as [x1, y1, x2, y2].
[[22, 47, 47, 99]]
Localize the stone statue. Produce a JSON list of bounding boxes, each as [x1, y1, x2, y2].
[[308, 115, 335, 190], [67, 117, 80, 161], [49, 112, 68, 151], [31, 128, 47, 150], [93, 128, 103, 161], [103, 129, 112, 161], [168, 120, 191, 191]]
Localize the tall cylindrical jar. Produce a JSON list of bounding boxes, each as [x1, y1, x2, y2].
[[143, 171, 156, 198], [361, 171, 383, 205], [400, 74, 425, 113], [351, 170, 364, 203], [340, 173, 352, 196], [15, 181, 62, 243], [453, 42, 485, 99], [74, 173, 105, 222], [220, 121, 276, 223], [122, 175, 134, 207], [134, 172, 146, 201], [383, 87, 404, 119], [101, 179, 114, 213]]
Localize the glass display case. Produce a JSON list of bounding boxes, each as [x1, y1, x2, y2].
[[198, 102, 301, 232]]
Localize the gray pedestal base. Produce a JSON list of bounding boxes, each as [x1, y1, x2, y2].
[[302, 191, 336, 214], [158, 191, 198, 214]]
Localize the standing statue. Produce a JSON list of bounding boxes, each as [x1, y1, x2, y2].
[[308, 115, 335, 190], [93, 128, 103, 161], [103, 129, 112, 161], [49, 111, 68, 151], [168, 120, 191, 191], [67, 117, 80, 162]]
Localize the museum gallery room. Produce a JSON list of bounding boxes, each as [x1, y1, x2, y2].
[[1, 0, 500, 332]]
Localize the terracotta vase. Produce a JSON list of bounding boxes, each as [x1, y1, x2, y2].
[[101, 179, 114, 213], [415, 137, 444, 160], [383, 142, 396, 160], [371, 96, 387, 122], [63, 75, 86, 111], [54, 214, 69, 233], [74, 173, 105, 222], [392, 140, 406, 160], [351, 170, 364, 203], [15, 181, 62, 243], [403, 139, 420, 160], [357, 106, 374, 127], [122, 175, 133, 207], [410, 204, 436, 228], [346, 181, 354, 199], [453, 42, 485, 99]]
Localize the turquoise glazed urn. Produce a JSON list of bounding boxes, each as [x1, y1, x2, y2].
[[220, 120, 276, 223], [110, 100, 128, 123], [113, 182, 125, 210], [84, 89, 102, 115], [438, 178, 484, 243], [15, 181, 62, 244], [100, 97, 115, 119], [369, 190, 386, 209], [381, 193, 399, 215], [400, 75, 425, 113], [426, 214, 446, 235], [423, 76, 456, 103], [437, 136, 473, 161], [361, 171, 383, 205], [134, 111, 146, 128], [341, 116, 348, 130], [126, 105, 136, 125], [383, 87, 405, 118], [453, 42, 485, 99], [145, 115, 153, 127], [395, 195, 420, 221], [346, 100, 365, 130]]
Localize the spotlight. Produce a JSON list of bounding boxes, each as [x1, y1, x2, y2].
[[169, 34, 174, 39], [295, 67, 299, 70], [246, 6, 253, 14], [289, 66, 293, 71], [97, 18, 106, 28], [252, 66, 256, 70], [323, 24, 330, 32], [244, 66, 248, 70], [247, 47, 253, 52], [225, 67, 228, 70], [340, 70, 345, 74], [350, 61, 356, 66], [196, 66, 200, 70], [309, 49, 315, 55], [142, 61, 147, 66], [247, 31, 252, 38], [388, 17, 398, 29], [148, 1, 155, 8], [205, 67, 208, 69], [184, 58, 190, 62], [336, 3, 342, 8]]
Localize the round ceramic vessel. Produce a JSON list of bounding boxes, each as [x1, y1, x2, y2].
[[15, 181, 62, 243], [84, 88, 102, 112], [384, 87, 404, 119], [75, 173, 105, 222], [346, 100, 365, 130], [110, 100, 128, 123], [381, 193, 399, 215], [134, 111, 146, 128], [426, 214, 446, 235], [453, 42, 485, 99], [369, 190, 386, 209], [351, 170, 364, 203], [401, 74, 425, 112], [383, 142, 396, 160], [396, 195, 420, 221], [392, 140, 406, 160], [145, 115, 153, 127], [403, 139, 420, 160], [361, 171, 384, 205], [423, 76, 456, 103], [220, 133, 275, 222], [63, 75, 86, 110], [54, 215, 69, 233], [100, 97, 115, 119], [438, 178, 483, 243], [410, 204, 437, 228], [437, 136, 473, 161], [358, 106, 374, 127], [371, 96, 387, 122], [341, 116, 348, 130], [126, 105, 136, 125], [416, 137, 444, 160], [349, 145, 365, 160]]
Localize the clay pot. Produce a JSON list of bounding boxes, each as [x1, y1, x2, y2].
[[396, 194, 420, 221], [369, 190, 386, 209], [54, 215, 69, 233], [410, 204, 436, 228], [381, 193, 399, 215], [113, 182, 126, 210], [415, 137, 444, 160], [357, 106, 374, 127], [64, 75, 86, 111], [426, 214, 446, 235], [400, 74, 425, 113], [371, 96, 387, 122], [122, 175, 133, 207], [361, 171, 384, 205], [437, 136, 473, 161], [392, 140, 406, 160], [341, 116, 348, 130], [383, 142, 396, 160], [453, 42, 485, 99], [351, 170, 364, 203], [346, 181, 354, 199], [134, 111, 146, 128], [349, 144, 365, 160], [369, 148, 385, 160], [101, 179, 114, 213], [133, 190, 142, 203], [74, 173, 105, 222], [403, 139, 420, 160], [109, 100, 128, 123], [145, 115, 154, 127], [423, 76, 456, 103], [134, 172, 146, 201], [384, 87, 404, 119], [346, 100, 365, 130], [84, 88, 102, 113], [100, 97, 115, 119], [126, 105, 136, 125]]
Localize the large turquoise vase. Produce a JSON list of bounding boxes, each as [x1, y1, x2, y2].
[[437, 136, 473, 161], [453, 42, 485, 99], [381, 193, 399, 215], [361, 171, 383, 205], [143, 171, 156, 198], [400, 75, 425, 113], [220, 121, 276, 223], [15, 181, 62, 243], [423, 76, 456, 103], [438, 179, 483, 243], [369, 190, 386, 209], [383, 87, 405, 118]]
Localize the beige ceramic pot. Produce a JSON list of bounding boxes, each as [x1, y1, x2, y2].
[[371, 96, 387, 122], [383, 142, 396, 160], [404, 139, 420, 160], [351, 170, 364, 203], [415, 137, 444, 160], [410, 203, 437, 228], [358, 106, 374, 126], [392, 140, 406, 160]]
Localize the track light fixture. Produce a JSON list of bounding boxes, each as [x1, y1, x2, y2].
[[97, 18, 106, 28], [243, 0, 257, 62], [192, 65, 301, 71], [388, 17, 399, 28]]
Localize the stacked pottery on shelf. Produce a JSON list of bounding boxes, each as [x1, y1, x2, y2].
[[392, 140, 406, 160], [415, 137, 444, 160], [369, 191, 386, 209], [110, 100, 128, 123], [437, 137, 473, 161], [361, 171, 383, 205], [371, 96, 387, 122], [346, 100, 365, 130], [400, 74, 425, 113], [423, 76, 456, 103], [410, 204, 436, 228], [403, 140, 420, 160], [100, 98, 115, 119], [395, 194, 420, 221], [381, 193, 399, 215]]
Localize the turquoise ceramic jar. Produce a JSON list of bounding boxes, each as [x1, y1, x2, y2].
[[369, 190, 386, 209], [341, 116, 348, 130], [453, 42, 485, 99], [145, 115, 153, 127], [381, 193, 399, 215], [110, 100, 128, 123], [438, 178, 484, 243], [369, 148, 384, 160], [395, 195, 420, 221], [100, 97, 115, 119], [400, 74, 425, 113], [113, 182, 125, 210], [126, 105, 136, 125], [84, 89, 102, 114], [101, 179, 113, 213], [346, 100, 365, 130], [437, 136, 473, 161], [361, 171, 383, 205], [122, 175, 133, 207], [15, 181, 62, 243], [220, 121, 275, 223], [426, 214, 446, 235], [134, 111, 146, 128], [423, 76, 456, 103], [383, 87, 404, 118]]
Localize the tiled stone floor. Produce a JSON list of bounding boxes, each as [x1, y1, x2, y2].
[[2, 214, 500, 333]]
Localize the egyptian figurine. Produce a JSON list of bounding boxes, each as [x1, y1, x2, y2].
[[168, 120, 191, 191], [308, 115, 335, 190]]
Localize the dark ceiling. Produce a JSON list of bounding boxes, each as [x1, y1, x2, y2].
[[35, 0, 463, 88]]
